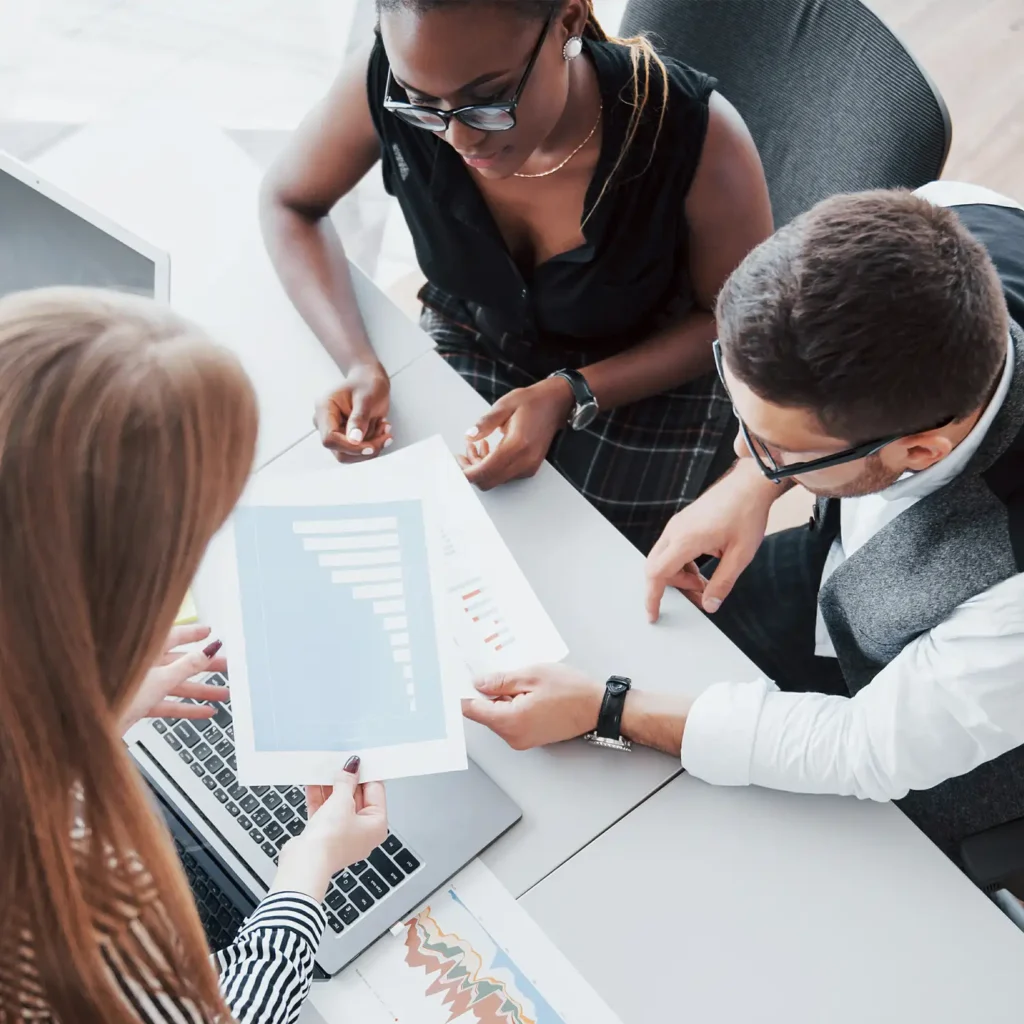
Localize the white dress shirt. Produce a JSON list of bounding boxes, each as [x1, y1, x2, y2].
[[680, 182, 1024, 802]]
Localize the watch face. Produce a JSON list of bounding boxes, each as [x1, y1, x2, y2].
[[571, 401, 599, 431]]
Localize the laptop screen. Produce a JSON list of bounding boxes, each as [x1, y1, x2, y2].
[[0, 166, 158, 299]]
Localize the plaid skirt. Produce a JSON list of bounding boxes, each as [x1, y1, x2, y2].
[[420, 286, 734, 554]]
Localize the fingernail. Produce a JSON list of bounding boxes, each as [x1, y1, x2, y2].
[[465, 427, 478, 438], [348, 428, 364, 443], [362, 446, 374, 456], [202, 640, 222, 659], [704, 598, 721, 613], [343, 755, 360, 774], [383, 437, 394, 448]]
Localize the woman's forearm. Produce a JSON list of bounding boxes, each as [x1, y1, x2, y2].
[[579, 308, 717, 410], [260, 195, 381, 374]]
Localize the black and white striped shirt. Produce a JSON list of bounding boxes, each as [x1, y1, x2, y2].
[[213, 891, 325, 1024], [110, 891, 326, 1024]]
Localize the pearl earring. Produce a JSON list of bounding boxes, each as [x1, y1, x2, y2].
[[562, 35, 583, 60]]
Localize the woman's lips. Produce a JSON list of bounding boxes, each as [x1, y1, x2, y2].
[[459, 146, 510, 169]]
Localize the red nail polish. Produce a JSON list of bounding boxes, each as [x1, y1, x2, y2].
[[343, 755, 360, 773], [203, 640, 222, 659]]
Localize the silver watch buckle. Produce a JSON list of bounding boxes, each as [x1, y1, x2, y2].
[[583, 731, 631, 752]]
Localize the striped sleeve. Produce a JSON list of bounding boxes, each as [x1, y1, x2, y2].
[[213, 891, 326, 1024]]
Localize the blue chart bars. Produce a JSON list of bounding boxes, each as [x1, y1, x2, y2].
[[233, 500, 447, 752]]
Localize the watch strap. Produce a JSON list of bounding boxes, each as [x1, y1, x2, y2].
[[596, 675, 631, 740], [550, 368, 596, 409]]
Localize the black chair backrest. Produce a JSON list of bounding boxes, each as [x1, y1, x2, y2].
[[620, 0, 951, 226]]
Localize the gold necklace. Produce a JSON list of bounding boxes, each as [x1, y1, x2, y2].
[[513, 110, 602, 179]]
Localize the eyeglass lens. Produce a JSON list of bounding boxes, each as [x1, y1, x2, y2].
[[391, 105, 516, 132]]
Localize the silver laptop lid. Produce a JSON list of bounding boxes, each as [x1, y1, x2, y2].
[[0, 150, 170, 302]]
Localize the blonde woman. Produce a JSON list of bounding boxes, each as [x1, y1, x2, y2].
[[262, 0, 772, 554], [0, 288, 387, 1023]]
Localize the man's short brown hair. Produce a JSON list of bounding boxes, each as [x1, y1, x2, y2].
[[717, 190, 1009, 443]]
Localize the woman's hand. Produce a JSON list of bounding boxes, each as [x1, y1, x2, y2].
[[271, 756, 388, 903], [119, 625, 230, 734], [314, 361, 393, 463], [458, 377, 573, 490]]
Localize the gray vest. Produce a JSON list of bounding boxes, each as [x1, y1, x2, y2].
[[815, 321, 1024, 696]]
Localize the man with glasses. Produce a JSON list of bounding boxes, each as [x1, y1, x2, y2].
[[464, 181, 1024, 862]]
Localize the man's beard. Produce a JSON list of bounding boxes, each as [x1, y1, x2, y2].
[[799, 453, 904, 499]]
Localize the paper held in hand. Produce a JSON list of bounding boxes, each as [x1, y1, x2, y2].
[[210, 435, 567, 786]]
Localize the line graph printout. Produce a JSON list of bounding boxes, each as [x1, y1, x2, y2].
[[307, 860, 621, 1024], [216, 468, 467, 785]]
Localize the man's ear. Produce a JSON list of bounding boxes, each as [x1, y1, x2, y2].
[[899, 430, 955, 471]]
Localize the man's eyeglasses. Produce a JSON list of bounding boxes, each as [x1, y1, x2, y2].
[[382, 12, 552, 133], [712, 339, 910, 484]]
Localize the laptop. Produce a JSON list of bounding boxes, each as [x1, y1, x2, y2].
[[0, 150, 170, 303], [0, 150, 522, 975]]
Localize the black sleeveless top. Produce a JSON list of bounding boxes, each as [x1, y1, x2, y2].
[[366, 36, 717, 357]]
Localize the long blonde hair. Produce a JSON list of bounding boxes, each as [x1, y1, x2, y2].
[[0, 288, 258, 1021], [580, 0, 670, 219]]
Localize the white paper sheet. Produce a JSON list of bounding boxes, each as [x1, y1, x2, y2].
[[209, 461, 468, 785], [306, 859, 621, 1024], [348, 437, 569, 693]]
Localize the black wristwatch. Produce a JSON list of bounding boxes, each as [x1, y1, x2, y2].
[[548, 368, 599, 430], [584, 675, 632, 751]]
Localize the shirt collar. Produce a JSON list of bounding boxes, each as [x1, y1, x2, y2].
[[881, 331, 1015, 502]]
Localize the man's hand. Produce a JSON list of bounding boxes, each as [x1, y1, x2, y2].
[[461, 664, 604, 750], [119, 625, 229, 734], [645, 458, 781, 622], [314, 361, 392, 463], [457, 377, 573, 490]]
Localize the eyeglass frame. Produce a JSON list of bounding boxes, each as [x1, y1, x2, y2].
[[381, 11, 553, 133], [712, 338, 922, 484]]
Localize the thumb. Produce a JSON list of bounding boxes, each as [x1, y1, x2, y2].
[[330, 755, 362, 794], [701, 549, 749, 613], [347, 390, 371, 444], [472, 672, 527, 698], [465, 399, 513, 441]]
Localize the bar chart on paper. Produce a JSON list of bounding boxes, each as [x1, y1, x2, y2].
[[441, 528, 518, 664], [232, 501, 447, 753]]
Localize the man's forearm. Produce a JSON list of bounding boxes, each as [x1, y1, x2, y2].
[[620, 689, 692, 756], [580, 310, 717, 410], [721, 453, 797, 504]]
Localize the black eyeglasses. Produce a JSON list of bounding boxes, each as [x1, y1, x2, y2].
[[712, 339, 910, 484], [382, 12, 552, 133]]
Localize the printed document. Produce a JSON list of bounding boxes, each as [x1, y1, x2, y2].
[[307, 859, 621, 1024], [356, 436, 569, 691], [210, 458, 468, 786]]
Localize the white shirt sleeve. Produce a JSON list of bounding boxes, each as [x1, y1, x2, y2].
[[679, 573, 1024, 801]]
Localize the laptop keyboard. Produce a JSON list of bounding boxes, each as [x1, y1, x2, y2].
[[152, 693, 421, 936], [176, 837, 248, 949]]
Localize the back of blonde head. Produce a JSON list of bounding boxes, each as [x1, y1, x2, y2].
[[0, 287, 258, 1022]]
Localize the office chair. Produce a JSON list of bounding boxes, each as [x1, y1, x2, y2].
[[619, 0, 952, 226], [961, 814, 1024, 932]]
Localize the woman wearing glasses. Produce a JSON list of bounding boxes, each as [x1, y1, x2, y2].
[[262, 0, 772, 553]]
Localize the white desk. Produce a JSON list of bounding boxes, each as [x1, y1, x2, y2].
[[43, 108, 1024, 1021], [521, 774, 1024, 1023], [211, 347, 758, 898], [31, 106, 433, 469]]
